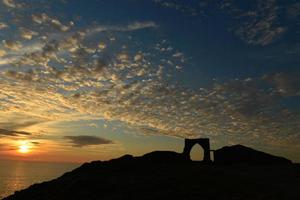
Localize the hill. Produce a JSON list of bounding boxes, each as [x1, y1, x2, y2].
[[3, 145, 300, 200]]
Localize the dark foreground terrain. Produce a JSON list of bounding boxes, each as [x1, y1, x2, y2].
[[4, 149, 300, 200]]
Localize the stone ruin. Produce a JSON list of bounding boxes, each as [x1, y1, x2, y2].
[[182, 137, 291, 164], [182, 138, 211, 162]]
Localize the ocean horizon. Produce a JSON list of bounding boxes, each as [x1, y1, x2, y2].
[[0, 159, 80, 199]]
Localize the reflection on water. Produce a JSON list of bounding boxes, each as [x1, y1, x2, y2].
[[0, 160, 79, 199]]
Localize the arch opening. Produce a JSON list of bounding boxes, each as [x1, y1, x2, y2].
[[190, 144, 204, 161], [182, 138, 211, 162]]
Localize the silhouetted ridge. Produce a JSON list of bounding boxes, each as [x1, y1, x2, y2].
[[214, 145, 292, 164], [4, 144, 298, 200], [139, 151, 186, 163]]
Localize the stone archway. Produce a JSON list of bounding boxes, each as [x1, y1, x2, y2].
[[182, 138, 211, 162]]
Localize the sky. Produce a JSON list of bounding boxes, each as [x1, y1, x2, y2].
[[0, 0, 299, 163]]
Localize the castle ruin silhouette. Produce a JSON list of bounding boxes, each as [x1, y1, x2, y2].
[[182, 137, 291, 164], [182, 138, 211, 162]]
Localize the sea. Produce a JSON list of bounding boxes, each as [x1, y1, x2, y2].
[[0, 160, 80, 199]]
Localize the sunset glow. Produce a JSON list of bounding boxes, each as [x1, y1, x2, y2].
[[0, 1, 299, 199], [18, 142, 30, 154], [0, 0, 298, 164]]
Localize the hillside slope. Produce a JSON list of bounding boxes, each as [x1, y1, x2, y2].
[[4, 148, 300, 200]]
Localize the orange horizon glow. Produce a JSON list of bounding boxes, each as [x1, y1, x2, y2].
[[17, 141, 31, 154]]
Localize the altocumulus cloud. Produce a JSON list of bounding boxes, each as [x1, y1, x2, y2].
[[64, 135, 113, 147], [154, 0, 288, 46], [0, 0, 299, 154]]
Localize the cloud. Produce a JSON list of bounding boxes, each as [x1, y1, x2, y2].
[[263, 73, 300, 96], [2, 40, 22, 51], [0, 0, 298, 154], [0, 144, 6, 150], [20, 28, 39, 40], [287, 3, 300, 19], [88, 21, 157, 35], [64, 135, 113, 147], [126, 21, 158, 31], [30, 141, 41, 145], [153, 0, 199, 16], [0, 140, 41, 152], [0, 118, 46, 138], [2, 0, 21, 8], [0, 49, 7, 57], [0, 22, 8, 29], [0, 120, 42, 131], [231, 0, 286, 46], [0, 128, 31, 136], [31, 13, 72, 32], [154, 0, 287, 46], [0, 143, 14, 151]]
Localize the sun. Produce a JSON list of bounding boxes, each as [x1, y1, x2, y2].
[[18, 142, 31, 154]]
